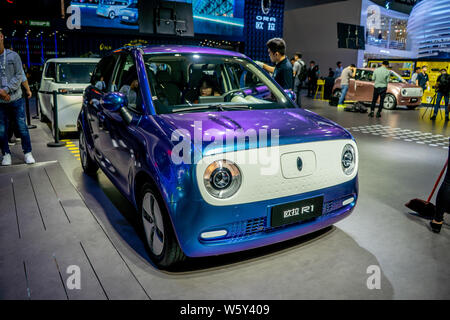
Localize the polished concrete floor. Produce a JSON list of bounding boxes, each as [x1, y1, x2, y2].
[[1, 96, 449, 300]]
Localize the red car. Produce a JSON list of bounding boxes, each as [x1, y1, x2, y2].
[[332, 68, 423, 110]]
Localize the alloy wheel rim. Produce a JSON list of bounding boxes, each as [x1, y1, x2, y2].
[[384, 96, 394, 109], [79, 131, 87, 167], [142, 192, 165, 256]]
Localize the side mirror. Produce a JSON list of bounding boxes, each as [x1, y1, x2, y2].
[[284, 89, 296, 102], [103, 92, 128, 112]]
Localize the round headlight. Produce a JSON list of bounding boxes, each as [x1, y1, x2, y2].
[[401, 89, 407, 96], [342, 144, 356, 175], [204, 160, 242, 199]]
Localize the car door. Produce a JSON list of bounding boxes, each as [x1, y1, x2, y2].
[[39, 62, 55, 118], [85, 54, 120, 162], [354, 70, 374, 102], [98, 51, 144, 193]]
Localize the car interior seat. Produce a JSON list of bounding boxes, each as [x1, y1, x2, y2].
[[156, 69, 181, 106]]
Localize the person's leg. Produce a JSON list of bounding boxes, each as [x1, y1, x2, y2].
[[378, 87, 387, 114], [338, 85, 348, 105], [444, 94, 449, 119], [11, 99, 32, 154], [433, 92, 443, 118], [294, 79, 302, 107], [0, 104, 11, 155], [431, 145, 450, 232], [370, 87, 380, 114]]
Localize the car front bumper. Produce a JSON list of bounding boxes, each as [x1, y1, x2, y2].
[[169, 177, 358, 257]]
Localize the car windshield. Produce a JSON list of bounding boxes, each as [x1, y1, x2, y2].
[[389, 70, 406, 83], [143, 53, 296, 114], [56, 63, 97, 84], [127, 2, 137, 8]]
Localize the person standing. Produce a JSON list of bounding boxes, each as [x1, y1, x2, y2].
[[260, 38, 293, 90], [416, 65, 430, 92], [337, 64, 356, 108], [335, 61, 343, 79], [369, 60, 391, 118], [409, 67, 420, 85], [292, 52, 305, 107], [0, 28, 35, 166], [431, 68, 450, 121], [429, 138, 450, 233], [307, 61, 319, 98]]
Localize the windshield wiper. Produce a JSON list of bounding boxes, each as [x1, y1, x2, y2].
[[171, 104, 251, 113]]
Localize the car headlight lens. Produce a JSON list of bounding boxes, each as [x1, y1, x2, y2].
[[401, 89, 407, 96], [204, 160, 241, 199], [342, 144, 356, 175]]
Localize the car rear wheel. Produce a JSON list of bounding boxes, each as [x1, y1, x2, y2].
[[383, 93, 397, 110], [79, 129, 99, 176], [139, 183, 186, 269]]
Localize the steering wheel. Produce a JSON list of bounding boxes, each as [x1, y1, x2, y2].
[[223, 88, 247, 102]]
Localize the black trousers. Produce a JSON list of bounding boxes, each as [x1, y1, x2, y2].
[[370, 87, 387, 112], [435, 141, 450, 222], [307, 79, 317, 97]]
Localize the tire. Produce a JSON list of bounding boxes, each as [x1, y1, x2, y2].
[[383, 93, 397, 110], [332, 89, 342, 99], [38, 98, 49, 123], [108, 11, 115, 19], [139, 183, 186, 269], [79, 129, 99, 176]]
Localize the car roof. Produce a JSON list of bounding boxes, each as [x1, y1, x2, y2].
[[140, 45, 247, 58], [45, 58, 100, 64]]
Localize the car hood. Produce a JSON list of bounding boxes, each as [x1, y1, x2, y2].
[[389, 82, 420, 88], [156, 108, 352, 155]]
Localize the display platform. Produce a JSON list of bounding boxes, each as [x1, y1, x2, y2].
[[0, 161, 150, 300]]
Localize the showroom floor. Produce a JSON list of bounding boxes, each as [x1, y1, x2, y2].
[[1, 97, 449, 300]]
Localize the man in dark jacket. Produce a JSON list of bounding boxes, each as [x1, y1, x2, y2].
[[431, 68, 450, 121], [260, 38, 293, 90], [307, 61, 319, 98]]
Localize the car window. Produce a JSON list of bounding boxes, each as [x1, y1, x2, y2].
[[114, 53, 143, 114], [56, 63, 97, 84], [45, 62, 56, 80], [91, 55, 119, 92], [144, 53, 294, 114], [355, 69, 373, 82], [389, 71, 406, 83]]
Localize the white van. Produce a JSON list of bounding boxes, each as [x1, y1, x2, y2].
[[96, 0, 130, 19], [38, 58, 99, 133]]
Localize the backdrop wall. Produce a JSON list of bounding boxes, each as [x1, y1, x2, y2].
[[283, 0, 363, 76]]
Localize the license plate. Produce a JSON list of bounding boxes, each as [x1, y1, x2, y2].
[[271, 196, 324, 228], [410, 98, 418, 102]]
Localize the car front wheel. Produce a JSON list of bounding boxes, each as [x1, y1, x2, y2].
[[139, 183, 186, 269], [383, 93, 397, 110], [108, 11, 115, 19], [79, 129, 99, 176]]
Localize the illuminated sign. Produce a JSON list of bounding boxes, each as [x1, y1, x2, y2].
[[255, 15, 276, 31]]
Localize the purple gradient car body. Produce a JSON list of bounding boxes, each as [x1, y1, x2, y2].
[[78, 45, 358, 268]]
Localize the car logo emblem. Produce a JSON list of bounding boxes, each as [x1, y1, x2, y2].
[[297, 157, 303, 171]]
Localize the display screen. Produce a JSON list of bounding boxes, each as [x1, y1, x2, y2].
[[171, 0, 245, 38], [70, 0, 139, 30], [70, 0, 244, 38]]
